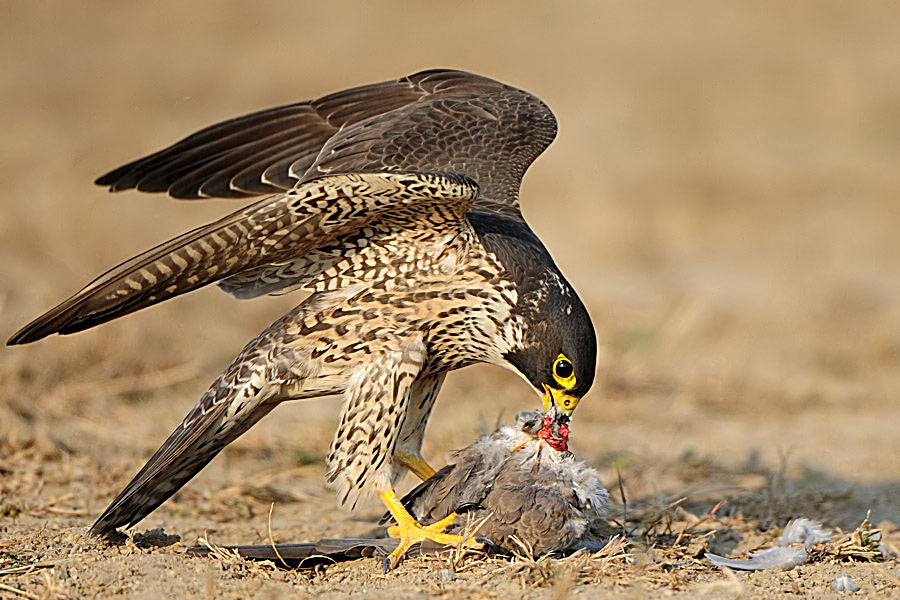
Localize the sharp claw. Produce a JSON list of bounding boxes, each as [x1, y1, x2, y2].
[[379, 488, 476, 573], [382, 557, 392, 574]]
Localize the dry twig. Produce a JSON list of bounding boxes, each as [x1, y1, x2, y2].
[[0, 581, 38, 600]]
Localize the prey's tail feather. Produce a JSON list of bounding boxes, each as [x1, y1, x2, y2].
[[185, 539, 402, 564]]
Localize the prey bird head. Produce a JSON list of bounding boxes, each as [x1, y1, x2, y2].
[[514, 410, 570, 453], [504, 268, 597, 422]]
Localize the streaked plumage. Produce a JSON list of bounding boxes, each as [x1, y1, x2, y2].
[[7, 69, 598, 567]]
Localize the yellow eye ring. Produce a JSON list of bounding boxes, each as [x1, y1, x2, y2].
[[553, 354, 576, 388]]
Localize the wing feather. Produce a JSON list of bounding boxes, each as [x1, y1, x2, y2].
[[8, 171, 478, 345], [97, 103, 315, 194], [94, 69, 556, 217]]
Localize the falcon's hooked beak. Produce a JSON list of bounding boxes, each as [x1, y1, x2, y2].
[[541, 383, 578, 424]]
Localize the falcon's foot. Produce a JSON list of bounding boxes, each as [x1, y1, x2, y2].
[[378, 488, 477, 572], [395, 451, 437, 481]]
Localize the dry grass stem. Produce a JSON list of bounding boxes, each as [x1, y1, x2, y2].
[[266, 502, 289, 569], [0, 581, 39, 600]]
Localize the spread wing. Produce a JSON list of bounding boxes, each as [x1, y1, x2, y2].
[[95, 69, 557, 219], [8, 171, 477, 345]]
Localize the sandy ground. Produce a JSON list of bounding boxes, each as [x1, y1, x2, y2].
[[1, 1, 899, 598]]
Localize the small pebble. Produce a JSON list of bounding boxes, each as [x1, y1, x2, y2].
[[438, 569, 455, 582], [832, 574, 860, 593]]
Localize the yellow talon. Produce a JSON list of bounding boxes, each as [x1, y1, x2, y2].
[[386, 511, 458, 539], [395, 452, 437, 481], [378, 488, 477, 571]]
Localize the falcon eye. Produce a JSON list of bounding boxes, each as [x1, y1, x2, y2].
[[553, 355, 574, 384]]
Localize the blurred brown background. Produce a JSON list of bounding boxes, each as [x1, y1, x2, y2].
[[2, 0, 899, 556]]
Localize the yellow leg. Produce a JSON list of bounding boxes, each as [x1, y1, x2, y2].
[[395, 451, 437, 481], [378, 488, 477, 571]]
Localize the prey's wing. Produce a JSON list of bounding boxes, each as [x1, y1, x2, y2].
[[380, 455, 488, 526], [9, 171, 476, 344], [95, 69, 557, 219]]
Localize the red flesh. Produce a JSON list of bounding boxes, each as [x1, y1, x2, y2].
[[538, 413, 569, 452]]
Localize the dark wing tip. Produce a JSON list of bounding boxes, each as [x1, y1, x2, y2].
[[94, 170, 117, 188], [7, 327, 34, 346], [87, 518, 121, 539], [87, 477, 167, 539], [8, 305, 102, 346], [6, 291, 132, 345], [88, 499, 127, 537], [95, 163, 146, 192], [7, 330, 38, 346], [7, 304, 79, 345], [88, 498, 147, 538]]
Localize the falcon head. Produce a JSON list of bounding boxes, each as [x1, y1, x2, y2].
[[503, 268, 597, 422]]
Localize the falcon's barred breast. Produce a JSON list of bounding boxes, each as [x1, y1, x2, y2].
[[7, 69, 598, 570]]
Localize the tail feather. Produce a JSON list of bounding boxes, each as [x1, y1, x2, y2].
[[185, 538, 403, 564]]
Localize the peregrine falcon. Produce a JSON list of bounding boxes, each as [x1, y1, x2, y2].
[[7, 69, 597, 569]]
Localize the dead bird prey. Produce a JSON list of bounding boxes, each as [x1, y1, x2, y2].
[[382, 410, 609, 563], [187, 410, 609, 570]]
